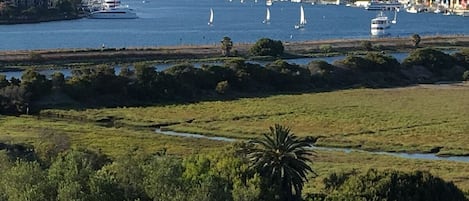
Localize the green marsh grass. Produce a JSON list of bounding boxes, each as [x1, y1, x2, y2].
[[0, 115, 226, 157], [42, 85, 469, 156]]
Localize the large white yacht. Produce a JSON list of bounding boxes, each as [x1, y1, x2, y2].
[[365, 0, 403, 11], [370, 11, 396, 36], [89, 0, 137, 19]]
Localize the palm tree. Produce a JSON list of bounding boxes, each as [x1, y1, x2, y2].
[[411, 34, 421, 48], [247, 124, 314, 201]]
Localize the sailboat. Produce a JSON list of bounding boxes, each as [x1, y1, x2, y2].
[[266, 0, 272, 6], [208, 8, 214, 26], [263, 7, 271, 24], [294, 5, 306, 29], [391, 9, 397, 24]]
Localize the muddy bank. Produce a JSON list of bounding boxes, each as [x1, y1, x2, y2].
[[0, 35, 468, 68]]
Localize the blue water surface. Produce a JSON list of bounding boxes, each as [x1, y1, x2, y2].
[[0, 0, 468, 50]]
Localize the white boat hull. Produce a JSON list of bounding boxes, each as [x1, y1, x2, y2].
[[370, 13, 392, 36], [371, 27, 388, 36], [89, 8, 137, 19]]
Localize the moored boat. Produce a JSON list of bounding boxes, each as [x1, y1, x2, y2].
[[365, 0, 403, 11], [370, 11, 396, 36], [89, 7, 137, 19], [294, 5, 306, 29], [89, 0, 137, 19]]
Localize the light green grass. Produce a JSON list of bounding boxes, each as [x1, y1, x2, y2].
[[43, 85, 469, 155], [0, 115, 226, 158]]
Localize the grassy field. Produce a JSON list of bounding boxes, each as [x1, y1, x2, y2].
[[42, 83, 469, 156], [0, 115, 225, 157], [2, 84, 468, 192]]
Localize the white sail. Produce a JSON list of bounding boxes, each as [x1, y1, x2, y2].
[[300, 5, 306, 25], [267, 7, 270, 21], [391, 9, 397, 24], [208, 8, 214, 25], [295, 5, 306, 29], [263, 7, 271, 23]]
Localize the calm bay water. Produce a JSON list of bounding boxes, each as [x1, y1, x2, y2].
[[0, 0, 468, 50]]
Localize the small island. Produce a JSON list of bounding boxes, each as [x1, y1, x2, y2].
[[0, 0, 84, 24]]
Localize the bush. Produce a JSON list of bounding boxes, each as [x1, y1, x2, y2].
[[309, 169, 468, 201], [249, 38, 284, 57], [463, 70, 469, 81], [336, 56, 372, 71], [215, 80, 230, 94], [319, 44, 333, 53], [364, 52, 400, 72], [402, 48, 456, 73], [307, 60, 335, 76], [360, 41, 373, 51]]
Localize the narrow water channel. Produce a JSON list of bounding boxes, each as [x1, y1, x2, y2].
[[155, 128, 469, 163]]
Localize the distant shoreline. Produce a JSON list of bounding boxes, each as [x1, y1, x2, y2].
[[0, 35, 468, 69], [0, 15, 82, 25]]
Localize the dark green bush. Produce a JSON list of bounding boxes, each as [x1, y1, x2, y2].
[[249, 38, 284, 57], [402, 48, 456, 73], [308, 169, 468, 201]]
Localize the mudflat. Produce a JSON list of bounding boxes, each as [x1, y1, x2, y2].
[[0, 35, 468, 66]]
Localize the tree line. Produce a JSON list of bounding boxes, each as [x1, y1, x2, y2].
[[0, 0, 81, 22], [1, 39, 469, 115], [0, 125, 467, 201]]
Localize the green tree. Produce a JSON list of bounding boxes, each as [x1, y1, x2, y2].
[[249, 38, 284, 57], [0, 75, 9, 89], [50, 72, 65, 90], [21, 68, 51, 100], [248, 124, 314, 201], [221, 36, 234, 56], [142, 157, 187, 201], [104, 150, 149, 200], [88, 168, 125, 201], [314, 169, 468, 201], [48, 149, 110, 201], [0, 160, 51, 201]]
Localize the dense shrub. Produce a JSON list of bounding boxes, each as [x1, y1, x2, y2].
[[335, 56, 373, 71], [1, 48, 467, 114], [249, 38, 284, 57], [364, 52, 400, 72], [463, 71, 469, 81], [307, 169, 468, 201], [265, 59, 310, 90], [453, 48, 469, 69], [215, 80, 230, 94], [402, 48, 456, 73]]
